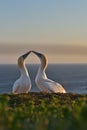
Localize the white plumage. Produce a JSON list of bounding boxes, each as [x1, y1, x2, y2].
[[12, 51, 31, 94], [32, 51, 66, 93]]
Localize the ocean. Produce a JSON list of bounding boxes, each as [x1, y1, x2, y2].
[[0, 64, 87, 94]]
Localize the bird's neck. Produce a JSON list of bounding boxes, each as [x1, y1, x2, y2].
[[38, 65, 47, 79], [41, 60, 46, 71], [20, 63, 29, 77]]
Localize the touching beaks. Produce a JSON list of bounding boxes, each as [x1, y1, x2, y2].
[[31, 51, 42, 58], [21, 50, 43, 60], [22, 51, 31, 59]]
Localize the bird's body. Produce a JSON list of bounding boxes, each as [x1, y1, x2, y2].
[[12, 51, 31, 94], [32, 51, 66, 93]]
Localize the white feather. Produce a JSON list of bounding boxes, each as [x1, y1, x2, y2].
[[12, 52, 31, 94], [33, 51, 66, 93]]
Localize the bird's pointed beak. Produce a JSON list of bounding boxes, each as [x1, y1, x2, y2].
[[31, 51, 42, 58], [22, 51, 31, 59]]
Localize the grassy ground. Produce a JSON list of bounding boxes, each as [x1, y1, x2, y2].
[[0, 92, 87, 130]]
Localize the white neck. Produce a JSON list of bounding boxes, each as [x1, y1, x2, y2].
[[37, 64, 47, 79], [20, 62, 29, 77]]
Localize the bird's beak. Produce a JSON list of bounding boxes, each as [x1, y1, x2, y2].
[[31, 51, 42, 58], [22, 51, 31, 59]]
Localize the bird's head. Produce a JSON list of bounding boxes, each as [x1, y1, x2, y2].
[[31, 51, 48, 70], [18, 51, 31, 68]]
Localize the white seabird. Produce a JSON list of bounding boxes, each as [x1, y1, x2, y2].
[[12, 51, 31, 94], [32, 51, 66, 93]]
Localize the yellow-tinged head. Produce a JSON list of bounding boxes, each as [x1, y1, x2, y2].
[[31, 51, 48, 70], [18, 51, 31, 68]]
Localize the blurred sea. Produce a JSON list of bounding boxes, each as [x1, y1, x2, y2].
[[0, 64, 87, 94]]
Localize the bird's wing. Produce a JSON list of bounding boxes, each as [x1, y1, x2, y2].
[[12, 79, 21, 93], [38, 78, 66, 93]]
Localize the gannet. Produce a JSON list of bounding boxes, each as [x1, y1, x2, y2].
[[31, 51, 66, 93], [12, 51, 31, 94]]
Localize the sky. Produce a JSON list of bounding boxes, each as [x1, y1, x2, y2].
[[0, 0, 87, 64]]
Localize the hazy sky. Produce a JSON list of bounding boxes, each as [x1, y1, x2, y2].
[[0, 0, 87, 63]]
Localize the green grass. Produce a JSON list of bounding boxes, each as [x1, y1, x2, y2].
[[0, 93, 87, 130]]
